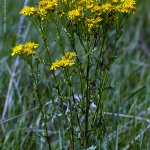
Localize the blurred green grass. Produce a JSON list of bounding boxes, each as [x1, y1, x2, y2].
[[0, 0, 150, 149]]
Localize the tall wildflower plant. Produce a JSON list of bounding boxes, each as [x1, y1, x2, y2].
[[11, 0, 136, 149]]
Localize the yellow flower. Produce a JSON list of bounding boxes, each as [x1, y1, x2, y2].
[[68, 9, 81, 20], [19, 6, 36, 16], [77, 6, 84, 11], [86, 4, 94, 9], [94, 17, 102, 24], [11, 42, 38, 56], [115, 0, 136, 13], [101, 3, 112, 12], [36, 8, 48, 17], [85, 18, 95, 29], [50, 59, 75, 70], [109, 0, 119, 3], [23, 42, 39, 55], [24, 42, 39, 49], [78, 0, 94, 5], [62, 59, 75, 67], [23, 48, 36, 55], [91, 3, 112, 13], [50, 60, 63, 70], [65, 52, 77, 59], [91, 5, 102, 13], [11, 44, 23, 56], [38, 0, 57, 10], [50, 52, 76, 70]]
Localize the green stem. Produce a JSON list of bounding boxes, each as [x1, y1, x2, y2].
[[84, 42, 90, 148], [93, 32, 106, 82], [30, 61, 52, 150], [92, 70, 108, 125], [39, 22, 73, 147], [68, 83, 74, 150], [70, 34, 84, 111], [67, 72, 83, 148]]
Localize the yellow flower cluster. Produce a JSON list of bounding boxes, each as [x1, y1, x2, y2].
[[20, 0, 58, 17], [50, 52, 76, 70], [19, 0, 136, 31], [20, 0, 136, 16], [11, 42, 38, 56], [115, 0, 136, 13]]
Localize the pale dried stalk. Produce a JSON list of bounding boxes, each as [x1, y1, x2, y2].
[[2, 0, 29, 120]]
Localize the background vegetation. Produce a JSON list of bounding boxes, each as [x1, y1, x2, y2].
[[0, 0, 150, 149]]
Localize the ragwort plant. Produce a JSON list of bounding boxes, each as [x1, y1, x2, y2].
[[11, 0, 136, 149]]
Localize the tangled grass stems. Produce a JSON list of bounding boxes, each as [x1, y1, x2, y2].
[[27, 57, 52, 150]]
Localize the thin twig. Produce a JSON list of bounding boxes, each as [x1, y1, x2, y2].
[[103, 112, 150, 123], [0, 100, 52, 125], [1, 108, 150, 126]]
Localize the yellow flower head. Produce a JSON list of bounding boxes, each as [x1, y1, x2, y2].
[[86, 4, 94, 9], [68, 9, 81, 20], [36, 8, 48, 17], [91, 3, 112, 13], [101, 3, 112, 12], [65, 52, 77, 59], [38, 0, 57, 10], [91, 5, 102, 13], [24, 42, 39, 49], [115, 0, 136, 13], [109, 0, 119, 3], [61, 59, 75, 67], [50, 52, 76, 70], [11, 42, 39, 56], [50, 60, 63, 70], [19, 6, 36, 16], [85, 18, 95, 29], [11, 44, 23, 56]]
